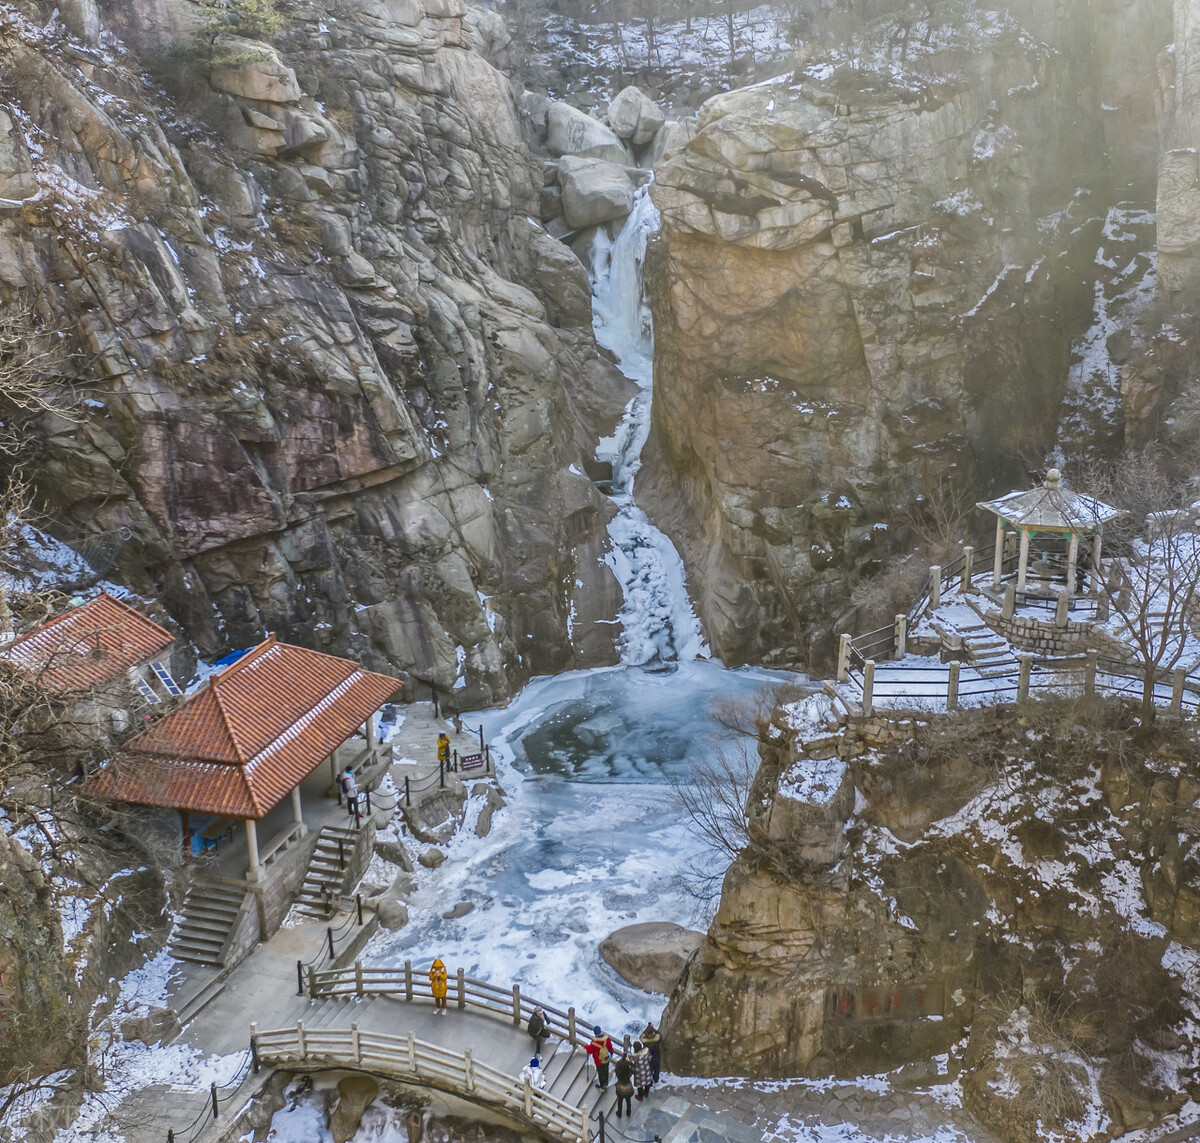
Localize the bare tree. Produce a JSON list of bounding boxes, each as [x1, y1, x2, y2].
[[1082, 450, 1200, 725], [674, 684, 818, 901], [0, 298, 80, 459]]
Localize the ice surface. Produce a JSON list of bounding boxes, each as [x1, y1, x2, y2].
[[368, 660, 800, 1038]]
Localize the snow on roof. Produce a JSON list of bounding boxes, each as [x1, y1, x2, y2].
[[977, 469, 1121, 532]]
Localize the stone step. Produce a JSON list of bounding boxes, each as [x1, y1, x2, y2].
[[171, 939, 226, 964], [181, 901, 242, 923]]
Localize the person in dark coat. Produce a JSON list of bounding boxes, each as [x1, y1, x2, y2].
[[631, 1040, 652, 1100], [641, 1022, 661, 1084], [527, 1006, 548, 1054], [584, 1026, 614, 1091], [613, 1052, 635, 1117]]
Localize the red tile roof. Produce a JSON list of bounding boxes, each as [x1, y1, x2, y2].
[[5, 591, 174, 694], [86, 636, 401, 819]]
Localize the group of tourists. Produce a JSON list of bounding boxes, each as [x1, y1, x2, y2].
[[585, 1022, 662, 1119], [522, 1006, 663, 1118]]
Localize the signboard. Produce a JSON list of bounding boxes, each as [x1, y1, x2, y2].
[[824, 981, 945, 1025], [460, 752, 485, 771]]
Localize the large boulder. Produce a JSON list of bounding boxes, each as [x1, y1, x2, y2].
[[330, 1075, 378, 1143], [644, 120, 695, 169], [599, 922, 704, 995], [558, 156, 635, 229], [546, 102, 633, 164], [208, 39, 302, 103], [607, 86, 666, 147]]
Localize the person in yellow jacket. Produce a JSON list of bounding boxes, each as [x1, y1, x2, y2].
[[437, 731, 451, 767], [429, 957, 449, 1014]]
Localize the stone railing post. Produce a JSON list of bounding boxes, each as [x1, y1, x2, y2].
[[947, 660, 960, 711], [1055, 589, 1070, 629], [894, 614, 907, 660], [862, 660, 876, 717], [1171, 668, 1185, 716], [837, 633, 852, 683], [1017, 653, 1033, 703], [456, 968, 466, 1009], [404, 959, 413, 1001], [1002, 585, 1016, 619], [512, 984, 521, 1026], [961, 546, 974, 591], [930, 566, 942, 609]]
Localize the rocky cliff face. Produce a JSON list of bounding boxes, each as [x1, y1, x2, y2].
[[663, 695, 1200, 1139], [643, 1, 1172, 669], [0, 0, 630, 703], [1158, 0, 1200, 293]]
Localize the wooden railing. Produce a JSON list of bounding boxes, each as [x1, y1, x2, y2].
[[251, 1023, 591, 1143], [303, 962, 611, 1051]]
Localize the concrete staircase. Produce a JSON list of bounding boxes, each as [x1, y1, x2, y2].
[[295, 825, 360, 920], [961, 622, 1019, 678], [170, 879, 247, 966]]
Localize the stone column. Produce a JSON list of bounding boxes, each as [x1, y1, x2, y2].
[[1017, 530, 1031, 594], [1091, 532, 1103, 591], [1065, 532, 1079, 596], [993, 516, 1005, 588], [291, 786, 305, 834], [246, 819, 262, 882]]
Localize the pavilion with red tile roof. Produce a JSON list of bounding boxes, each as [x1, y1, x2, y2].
[[5, 590, 175, 696], [88, 635, 400, 880]]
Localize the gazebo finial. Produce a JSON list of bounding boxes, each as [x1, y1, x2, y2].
[[1044, 468, 1062, 488]]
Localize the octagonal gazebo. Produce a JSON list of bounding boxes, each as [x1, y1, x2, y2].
[[977, 468, 1121, 597]]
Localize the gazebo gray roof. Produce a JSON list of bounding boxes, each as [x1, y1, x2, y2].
[[977, 469, 1121, 533]]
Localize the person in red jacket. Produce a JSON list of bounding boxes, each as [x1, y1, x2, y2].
[[584, 1026, 614, 1091]]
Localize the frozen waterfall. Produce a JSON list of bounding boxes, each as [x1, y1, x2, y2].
[[590, 187, 707, 666]]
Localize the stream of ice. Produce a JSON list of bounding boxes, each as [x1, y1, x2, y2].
[[590, 187, 707, 666]]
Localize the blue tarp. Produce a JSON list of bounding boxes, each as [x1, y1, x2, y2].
[[212, 648, 251, 668]]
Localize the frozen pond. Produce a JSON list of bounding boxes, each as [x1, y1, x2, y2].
[[371, 660, 805, 1038]]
